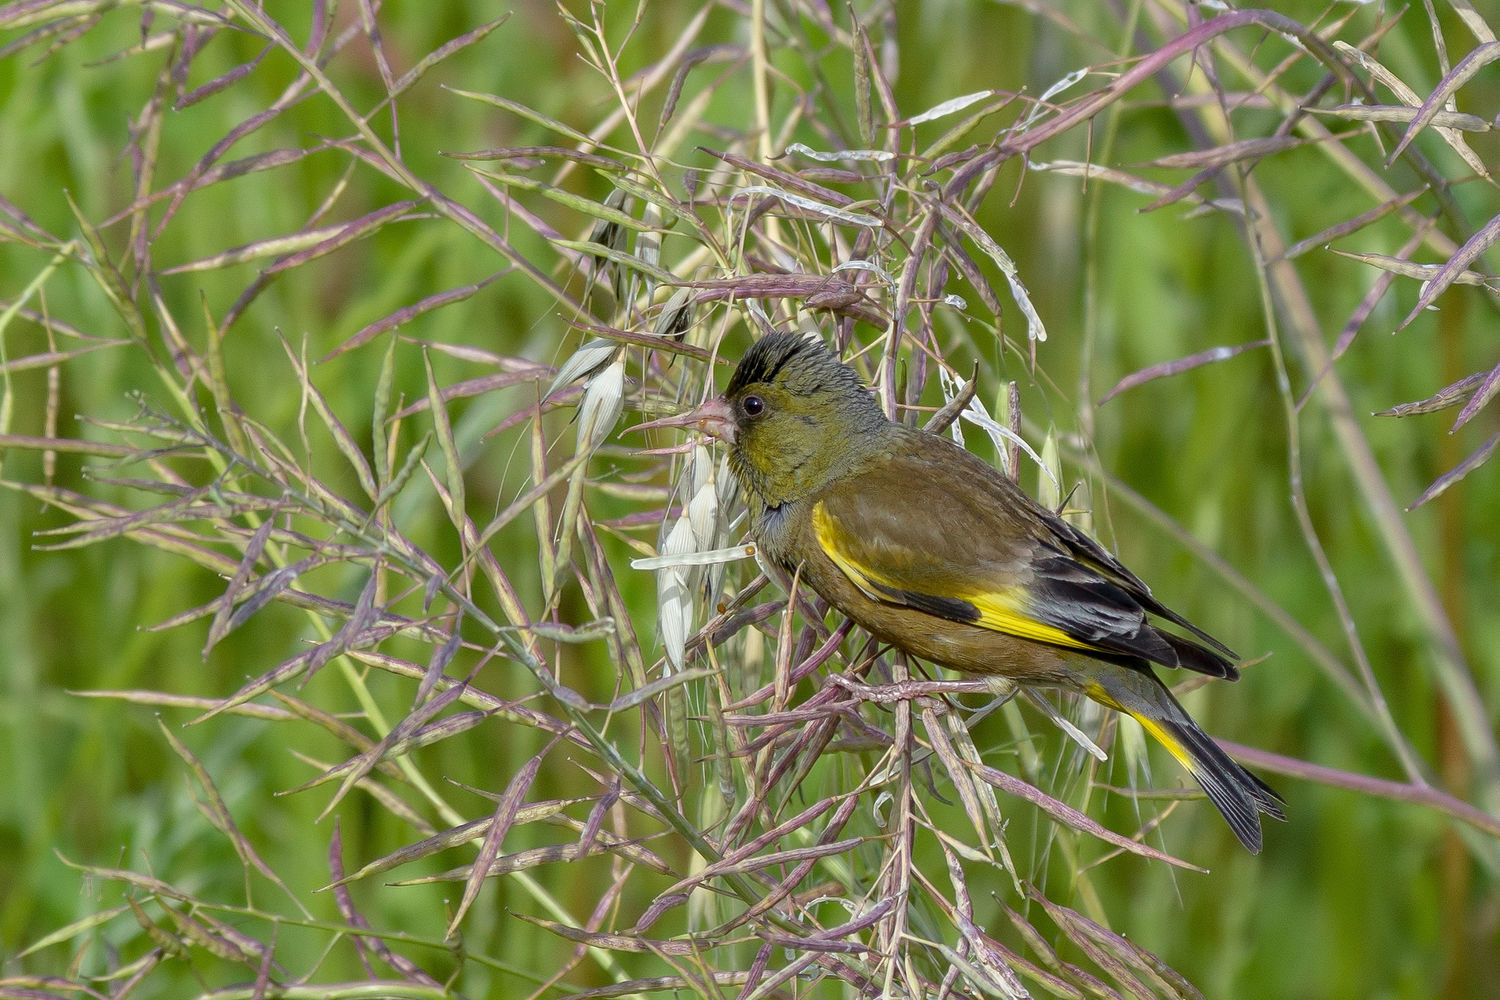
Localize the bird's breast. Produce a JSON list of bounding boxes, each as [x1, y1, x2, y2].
[[751, 499, 800, 569]]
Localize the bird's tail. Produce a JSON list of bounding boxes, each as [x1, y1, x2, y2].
[[1080, 665, 1285, 853]]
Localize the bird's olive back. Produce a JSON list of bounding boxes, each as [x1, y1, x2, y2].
[[722, 333, 890, 507]]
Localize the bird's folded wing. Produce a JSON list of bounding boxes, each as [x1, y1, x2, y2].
[[807, 443, 1232, 674], [811, 496, 1146, 655]]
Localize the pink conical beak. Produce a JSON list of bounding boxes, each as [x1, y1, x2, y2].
[[631, 396, 737, 445]]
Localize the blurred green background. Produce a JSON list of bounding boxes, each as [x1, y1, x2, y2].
[[1, 2, 1496, 997]]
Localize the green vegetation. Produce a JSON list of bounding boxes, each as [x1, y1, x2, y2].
[[1, 2, 1496, 997]]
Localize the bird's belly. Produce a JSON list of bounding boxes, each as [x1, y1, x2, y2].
[[882, 616, 1074, 683]]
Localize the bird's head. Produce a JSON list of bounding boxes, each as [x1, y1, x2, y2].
[[639, 332, 889, 507]]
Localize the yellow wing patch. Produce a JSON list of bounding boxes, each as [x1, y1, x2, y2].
[[966, 592, 1096, 651], [812, 500, 1098, 652]]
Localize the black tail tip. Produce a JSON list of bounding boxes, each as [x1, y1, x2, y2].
[[1168, 720, 1286, 853]]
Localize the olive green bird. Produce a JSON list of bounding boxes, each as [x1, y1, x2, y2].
[[646, 331, 1284, 853]]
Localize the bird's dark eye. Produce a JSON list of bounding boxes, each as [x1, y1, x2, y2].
[[742, 395, 765, 417]]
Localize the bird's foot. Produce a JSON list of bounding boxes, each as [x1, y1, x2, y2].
[[827, 674, 998, 704]]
